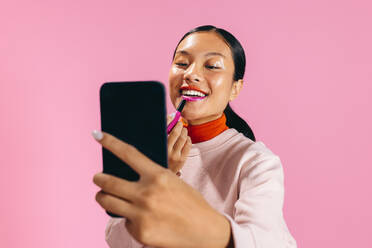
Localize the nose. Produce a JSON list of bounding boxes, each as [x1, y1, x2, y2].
[[183, 62, 201, 83]]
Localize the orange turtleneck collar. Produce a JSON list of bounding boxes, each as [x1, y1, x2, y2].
[[181, 113, 229, 144]]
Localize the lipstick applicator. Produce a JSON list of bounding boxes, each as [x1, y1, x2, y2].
[[167, 99, 187, 134]]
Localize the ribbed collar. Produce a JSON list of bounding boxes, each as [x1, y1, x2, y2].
[[181, 113, 229, 144]]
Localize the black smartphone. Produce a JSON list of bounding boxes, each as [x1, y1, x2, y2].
[[99, 81, 168, 217]]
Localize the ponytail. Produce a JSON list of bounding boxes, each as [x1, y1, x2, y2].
[[224, 103, 256, 141]]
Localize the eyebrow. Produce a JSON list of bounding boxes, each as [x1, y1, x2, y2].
[[175, 50, 226, 58]]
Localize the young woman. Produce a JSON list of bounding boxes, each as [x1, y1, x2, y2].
[[93, 25, 297, 248]]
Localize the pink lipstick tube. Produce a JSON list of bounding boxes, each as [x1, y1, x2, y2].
[[167, 99, 186, 134]]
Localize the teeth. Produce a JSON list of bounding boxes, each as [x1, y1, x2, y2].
[[181, 90, 206, 97]]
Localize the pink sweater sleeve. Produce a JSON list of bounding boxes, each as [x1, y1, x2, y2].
[[106, 217, 149, 248], [221, 155, 297, 248], [105, 218, 132, 247]]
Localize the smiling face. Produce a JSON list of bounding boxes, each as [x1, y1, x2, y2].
[[168, 31, 243, 125]]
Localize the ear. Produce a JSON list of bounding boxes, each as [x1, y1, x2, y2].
[[229, 79, 243, 101]]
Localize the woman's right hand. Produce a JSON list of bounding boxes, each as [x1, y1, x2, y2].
[[167, 114, 192, 174]]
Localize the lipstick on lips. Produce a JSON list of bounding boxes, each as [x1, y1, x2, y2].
[[167, 85, 208, 134], [179, 85, 208, 102]]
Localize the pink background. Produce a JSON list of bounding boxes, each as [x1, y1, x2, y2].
[[1, 0, 371, 247]]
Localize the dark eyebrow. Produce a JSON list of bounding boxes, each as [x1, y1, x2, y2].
[[175, 50, 190, 56], [205, 52, 226, 58], [175, 50, 226, 58]]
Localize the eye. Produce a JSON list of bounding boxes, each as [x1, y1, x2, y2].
[[205, 65, 219, 69], [175, 63, 188, 67]]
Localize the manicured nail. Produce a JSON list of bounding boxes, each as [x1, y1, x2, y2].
[[92, 130, 103, 141]]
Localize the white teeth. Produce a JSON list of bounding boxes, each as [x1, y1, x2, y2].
[[181, 90, 206, 97]]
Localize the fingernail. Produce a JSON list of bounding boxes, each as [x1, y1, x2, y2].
[[92, 130, 103, 141], [170, 112, 176, 119]]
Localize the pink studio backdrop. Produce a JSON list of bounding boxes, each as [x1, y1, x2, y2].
[[1, 0, 371, 247]]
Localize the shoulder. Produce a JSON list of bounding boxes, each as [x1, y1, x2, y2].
[[226, 128, 280, 162], [215, 131, 286, 204], [187, 128, 283, 175], [226, 129, 284, 180]]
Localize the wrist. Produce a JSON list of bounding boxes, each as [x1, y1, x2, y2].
[[206, 211, 232, 248], [219, 214, 233, 248]]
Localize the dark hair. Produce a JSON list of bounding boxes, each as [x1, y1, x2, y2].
[[171, 25, 256, 141]]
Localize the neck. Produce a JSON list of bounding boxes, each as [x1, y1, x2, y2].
[[181, 113, 229, 144]]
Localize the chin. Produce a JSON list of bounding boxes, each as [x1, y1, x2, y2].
[[181, 111, 204, 122]]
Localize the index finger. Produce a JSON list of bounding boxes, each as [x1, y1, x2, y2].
[[167, 112, 176, 125], [92, 130, 161, 176]]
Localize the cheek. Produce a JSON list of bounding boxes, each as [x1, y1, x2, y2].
[[168, 67, 183, 101], [169, 68, 182, 88], [210, 76, 232, 100]]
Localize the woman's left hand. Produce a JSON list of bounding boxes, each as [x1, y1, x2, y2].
[[166, 114, 192, 174], [92, 131, 231, 248]]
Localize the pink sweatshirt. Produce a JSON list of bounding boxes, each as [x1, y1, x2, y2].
[[105, 128, 297, 248]]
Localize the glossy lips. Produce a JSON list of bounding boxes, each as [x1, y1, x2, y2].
[[181, 95, 205, 101], [180, 85, 208, 102]]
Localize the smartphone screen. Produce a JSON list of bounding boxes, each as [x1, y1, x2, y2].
[[99, 81, 168, 217], [100, 81, 168, 178], [100, 81, 168, 181]]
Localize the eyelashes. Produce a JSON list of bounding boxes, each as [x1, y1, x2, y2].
[[206, 65, 219, 69], [175, 63, 188, 66], [175, 63, 220, 69]]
